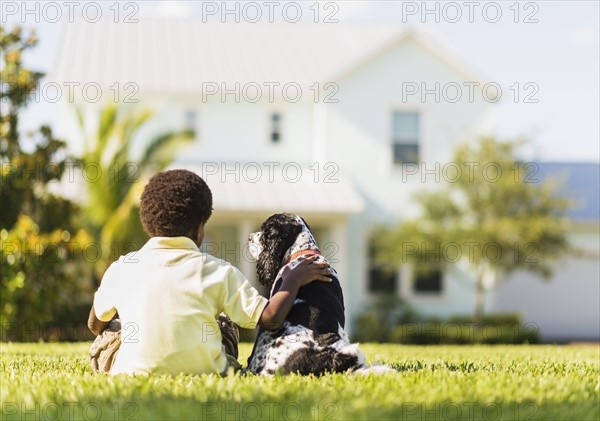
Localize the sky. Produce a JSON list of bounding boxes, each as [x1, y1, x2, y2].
[[2, 0, 599, 162]]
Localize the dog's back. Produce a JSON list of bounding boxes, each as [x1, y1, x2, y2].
[[247, 270, 363, 375], [286, 275, 344, 332]]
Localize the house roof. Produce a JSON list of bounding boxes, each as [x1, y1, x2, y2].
[[51, 19, 490, 93], [536, 162, 600, 221], [182, 165, 365, 215]]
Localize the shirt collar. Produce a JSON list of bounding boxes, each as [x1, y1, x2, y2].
[[142, 236, 200, 252]]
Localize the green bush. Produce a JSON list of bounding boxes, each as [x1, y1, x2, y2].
[[388, 314, 540, 345], [353, 312, 389, 342], [353, 307, 540, 344], [1, 216, 94, 341], [352, 297, 419, 343]]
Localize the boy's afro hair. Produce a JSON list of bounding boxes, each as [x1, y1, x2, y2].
[[140, 169, 212, 237]]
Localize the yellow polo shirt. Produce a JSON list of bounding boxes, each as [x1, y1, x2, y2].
[[93, 236, 268, 375]]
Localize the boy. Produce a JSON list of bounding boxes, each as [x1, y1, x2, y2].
[[87, 169, 330, 375]]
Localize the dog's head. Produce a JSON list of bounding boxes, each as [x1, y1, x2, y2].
[[248, 213, 320, 289]]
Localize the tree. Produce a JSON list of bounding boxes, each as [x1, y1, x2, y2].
[[1, 25, 92, 339], [373, 137, 572, 324], [77, 105, 194, 278]]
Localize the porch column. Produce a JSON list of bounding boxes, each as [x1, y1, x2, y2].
[[312, 103, 328, 162], [331, 219, 350, 331], [238, 219, 255, 284]]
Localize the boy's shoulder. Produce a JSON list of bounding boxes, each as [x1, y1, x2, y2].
[[200, 254, 248, 283], [201, 253, 239, 271], [115, 250, 142, 265], [106, 247, 242, 278], [111, 241, 202, 264]]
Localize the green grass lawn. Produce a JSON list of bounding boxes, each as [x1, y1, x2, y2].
[[1, 343, 598, 420]]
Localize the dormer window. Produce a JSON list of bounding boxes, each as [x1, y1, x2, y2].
[[270, 113, 281, 143], [392, 111, 420, 164], [185, 110, 197, 132]]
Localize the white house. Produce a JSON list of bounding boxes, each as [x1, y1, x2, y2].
[[51, 19, 598, 340], [490, 163, 600, 342]]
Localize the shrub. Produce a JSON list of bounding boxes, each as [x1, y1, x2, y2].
[[1, 216, 94, 341], [352, 297, 419, 342], [388, 314, 540, 345], [353, 312, 388, 342]]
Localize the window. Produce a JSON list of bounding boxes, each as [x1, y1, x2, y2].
[[270, 113, 281, 143], [368, 266, 398, 293], [413, 270, 443, 294], [368, 242, 398, 294], [392, 112, 420, 164], [184, 109, 197, 132]]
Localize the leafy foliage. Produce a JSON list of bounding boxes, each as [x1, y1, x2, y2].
[[373, 137, 572, 321], [78, 105, 194, 277], [1, 25, 92, 337], [0, 216, 93, 338], [353, 297, 420, 342]]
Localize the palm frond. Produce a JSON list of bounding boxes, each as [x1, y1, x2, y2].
[[96, 105, 119, 159], [109, 108, 152, 169], [80, 104, 190, 273], [120, 109, 153, 145], [138, 129, 195, 173]]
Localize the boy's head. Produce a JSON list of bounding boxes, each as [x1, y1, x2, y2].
[[140, 169, 212, 242]]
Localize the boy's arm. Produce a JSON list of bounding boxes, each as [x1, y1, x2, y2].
[[258, 256, 331, 330], [88, 305, 111, 336], [88, 263, 119, 335]]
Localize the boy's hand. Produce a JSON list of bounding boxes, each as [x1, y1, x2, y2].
[[281, 255, 332, 287]]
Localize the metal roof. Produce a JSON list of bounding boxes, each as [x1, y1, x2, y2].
[[51, 19, 489, 92], [536, 162, 600, 221]]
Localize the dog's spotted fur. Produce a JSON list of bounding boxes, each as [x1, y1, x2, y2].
[[247, 213, 392, 375]]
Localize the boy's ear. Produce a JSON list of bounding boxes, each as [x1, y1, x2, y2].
[[187, 222, 204, 244], [186, 225, 196, 238]]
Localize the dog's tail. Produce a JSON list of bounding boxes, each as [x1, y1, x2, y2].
[[336, 343, 396, 375], [352, 364, 397, 375]]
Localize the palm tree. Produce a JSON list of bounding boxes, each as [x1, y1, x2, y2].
[[78, 105, 194, 278]]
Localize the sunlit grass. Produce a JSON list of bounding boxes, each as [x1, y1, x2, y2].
[[1, 343, 598, 420]]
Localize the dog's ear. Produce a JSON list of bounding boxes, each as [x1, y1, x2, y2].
[[299, 216, 312, 232], [262, 214, 304, 260], [256, 214, 303, 288]]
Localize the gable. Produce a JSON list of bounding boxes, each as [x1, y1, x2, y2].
[[334, 29, 491, 91]]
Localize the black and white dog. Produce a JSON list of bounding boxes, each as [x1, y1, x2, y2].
[[247, 213, 392, 375]]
